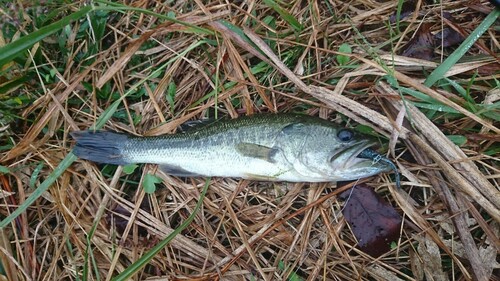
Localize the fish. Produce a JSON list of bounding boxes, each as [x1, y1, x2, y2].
[[71, 114, 400, 186]]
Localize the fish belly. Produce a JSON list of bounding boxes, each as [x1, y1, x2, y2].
[[126, 145, 312, 181]]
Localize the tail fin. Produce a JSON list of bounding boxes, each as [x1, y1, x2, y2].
[[71, 131, 131, 165]]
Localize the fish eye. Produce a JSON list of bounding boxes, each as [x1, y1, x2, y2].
[[337, 129, 353, 142]]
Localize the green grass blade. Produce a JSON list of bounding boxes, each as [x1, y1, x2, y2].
[[65, 238, 81, 281], [28, 162, 44, 189], [412, 102, 459, 113], [424, 8, 500, 87], [399, 86, 438, 104], [263, 0, 303, 32], [395, 0, 404, 33], [0, 6, 92, 67], [112, 179, 211, 281]]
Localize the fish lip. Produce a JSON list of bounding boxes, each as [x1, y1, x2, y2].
[[343, 140, 380, 169]]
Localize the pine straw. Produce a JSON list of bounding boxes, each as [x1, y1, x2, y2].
[[1, 1, 499, 280]]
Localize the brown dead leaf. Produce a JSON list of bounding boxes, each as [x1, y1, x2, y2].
[[109, 198, 151, 238], [415, 235, 448, 281], [389, 0, 418, 23], [434, 27, 465, 48], [434, 12, 465, 48], [339, 183, 402, 258], [401, 23, 435, 61]]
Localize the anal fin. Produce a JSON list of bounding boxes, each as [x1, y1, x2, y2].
[[159, 165, 201, 177], [243, 173, 277, 181]]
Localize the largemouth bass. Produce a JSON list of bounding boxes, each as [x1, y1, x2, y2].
[[71, 114, 399, 185]]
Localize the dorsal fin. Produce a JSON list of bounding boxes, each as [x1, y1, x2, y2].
[[177, 118, 219, 133]]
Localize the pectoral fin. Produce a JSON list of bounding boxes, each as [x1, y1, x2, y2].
[[236, 142, 278, 163]]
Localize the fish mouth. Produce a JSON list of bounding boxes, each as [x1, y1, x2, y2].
[[331, 140, 390, 172], [329, 140, 400, 187], [345, 141, 386, 169]]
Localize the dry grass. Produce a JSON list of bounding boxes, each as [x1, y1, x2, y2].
[[1, 0, 499, 280]]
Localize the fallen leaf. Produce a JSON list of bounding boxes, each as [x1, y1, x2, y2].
[[434, 27, 465, 48], [389, 0, 433, 23], [401, 23, 434, 61], [434, 13, 465, 48], [339, 183, 402, 257], [108, 198, 152, 237], [474, 61, 500, 76], [389, 0, 418, 23], [415, 235, 448, 281], [123, 164, 139, 175], [337, 43, 352, 65], [143, 173, 162, 194]]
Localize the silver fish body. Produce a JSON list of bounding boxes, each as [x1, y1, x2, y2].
[[71, 114, 394, 182]]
